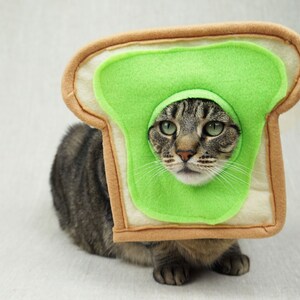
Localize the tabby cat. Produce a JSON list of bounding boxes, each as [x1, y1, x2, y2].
[[50, 98, 250, 285]]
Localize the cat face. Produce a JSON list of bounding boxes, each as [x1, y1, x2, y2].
[[148, 99, 240, 185]]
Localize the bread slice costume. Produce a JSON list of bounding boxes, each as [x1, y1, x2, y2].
[[61, 22, 300, 242]]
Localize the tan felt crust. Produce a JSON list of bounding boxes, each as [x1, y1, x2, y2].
[[61, 22, 300, 242]]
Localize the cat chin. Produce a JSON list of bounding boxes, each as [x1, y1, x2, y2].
[[174, 172, 214, 186]]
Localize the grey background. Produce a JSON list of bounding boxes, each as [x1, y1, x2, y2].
[[0, 0, 299, 299]]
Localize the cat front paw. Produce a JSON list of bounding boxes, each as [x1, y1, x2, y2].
[[212, 254, 250, 276], [153, 263, 190, 285]]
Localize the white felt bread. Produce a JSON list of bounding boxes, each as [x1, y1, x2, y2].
[[61, 22, 300, 242]]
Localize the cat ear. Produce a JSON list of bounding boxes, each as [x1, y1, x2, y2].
[[61, 23, 300, 242]]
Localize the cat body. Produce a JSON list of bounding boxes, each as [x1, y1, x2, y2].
[[51, 99, 250, 285]]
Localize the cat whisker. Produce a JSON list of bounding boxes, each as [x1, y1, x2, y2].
[[135, 169, 164, 185], [135, 165, 161, 174], [205, 168, 232, 192], [210, 167, 236, 190], [218, 159, 267, 175], [134, 161, 165, 176], [145, 166, 168, 185], [216, 161, 266, 186], [135, 162, 164, 175], [134, 165, 162, 176], [216, 162, 250, 176], [135, 163, 165, 183], [223, 165, 264, 185], [219, 169, 250, 186], [134, 168, 164, 182], [134, 160, 161, 171]]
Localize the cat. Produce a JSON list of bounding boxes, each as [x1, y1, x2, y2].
[[50, 98, 250, 286], [148, 98, 240, 185]]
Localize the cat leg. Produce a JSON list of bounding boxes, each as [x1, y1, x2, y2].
[[211, 242, 250, 276], [150, 242, 190, 285]]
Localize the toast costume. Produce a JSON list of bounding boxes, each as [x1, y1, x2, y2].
[[61, 22, 300, 242]]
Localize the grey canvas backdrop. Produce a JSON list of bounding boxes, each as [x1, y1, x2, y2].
[[0, 0, 299, 299]]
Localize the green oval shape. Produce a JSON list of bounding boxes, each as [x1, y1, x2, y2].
[[94, 41, 287, 224]]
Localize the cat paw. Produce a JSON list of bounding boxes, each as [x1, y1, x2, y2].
[[212, 254, 250, 276], [153, 263, 190, 285]]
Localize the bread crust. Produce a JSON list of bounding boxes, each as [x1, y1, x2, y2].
[[61, 22, 300, 242]]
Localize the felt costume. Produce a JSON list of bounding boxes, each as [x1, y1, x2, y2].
[[61, 22, 300, 242]]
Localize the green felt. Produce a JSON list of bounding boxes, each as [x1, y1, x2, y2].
[[93, 41, 287, 224]]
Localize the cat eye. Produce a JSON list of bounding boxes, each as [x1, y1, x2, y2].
[[204, 121, 224, 136], [160, 121, 177, 135]]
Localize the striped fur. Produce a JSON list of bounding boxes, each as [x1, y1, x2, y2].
[[50, 99, 249, 286], [148, 99, 240, 185]]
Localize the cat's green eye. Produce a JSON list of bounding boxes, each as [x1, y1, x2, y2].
[[204, 121, 224, 136], [160, 121, 177, 135]]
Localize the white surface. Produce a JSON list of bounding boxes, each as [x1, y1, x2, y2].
[[0, 0, 299, 299]]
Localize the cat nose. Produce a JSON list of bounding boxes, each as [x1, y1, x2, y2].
[[176, 150, 196, 162]]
